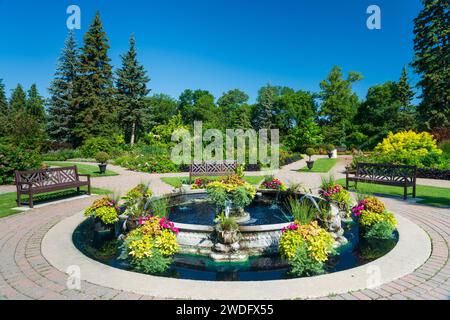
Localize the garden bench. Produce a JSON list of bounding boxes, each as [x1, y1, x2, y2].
[[14, 166, 91, 208], [189, 160, 238, 183], [346, 162, 417, 200]]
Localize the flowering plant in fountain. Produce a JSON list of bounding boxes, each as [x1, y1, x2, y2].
[[192, 178, 213, 189], [352, 196, 397, 239], [84, 197, 119, 225], [121, 183, 153, 218], [206, 174, 257, 212], [119, 216, 179, 274], [261, 177, 286, 190], [279, 221, 335, 277], [319, 176, 353, 218]]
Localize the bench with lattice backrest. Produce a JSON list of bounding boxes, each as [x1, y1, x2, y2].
[[14, 166, 91, 208], [189, 160, 238, 183], [346, 162, 417, 200]]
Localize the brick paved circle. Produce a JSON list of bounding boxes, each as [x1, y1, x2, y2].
[[0, 160, 449, 300]]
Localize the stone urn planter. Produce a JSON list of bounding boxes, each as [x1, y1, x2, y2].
[[98, 163, 107, 174], [306, 160, 315, 170]]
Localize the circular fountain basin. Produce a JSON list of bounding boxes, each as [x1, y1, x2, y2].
[[70, 189, 399, 281]]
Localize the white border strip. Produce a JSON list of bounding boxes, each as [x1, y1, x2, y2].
[[42, 212, 431, 300]]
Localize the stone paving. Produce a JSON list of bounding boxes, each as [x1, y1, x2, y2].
[[0, 158, 449, 300]]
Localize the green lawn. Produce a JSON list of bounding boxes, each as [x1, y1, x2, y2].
[[161, 175, 265, 188], [0, 187, 111, 218], [45, 161, 118, 177], [299, 158, 338, 173], [337, 178, 450, 208]]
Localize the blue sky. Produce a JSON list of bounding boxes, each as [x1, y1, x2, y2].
[[0, 0, 422, 102]]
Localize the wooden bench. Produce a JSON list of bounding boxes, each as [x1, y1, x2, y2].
[[189, 160, 238, 183], [346, 162, 417, 200], [14, 166, 91, 208]]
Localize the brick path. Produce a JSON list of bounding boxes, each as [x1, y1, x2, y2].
[[0, 160, 449, 300]]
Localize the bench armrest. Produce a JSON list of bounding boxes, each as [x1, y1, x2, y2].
[[78, 174, 91, 182]]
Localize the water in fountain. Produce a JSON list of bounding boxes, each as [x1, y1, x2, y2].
[[224, 199, 232, 218]]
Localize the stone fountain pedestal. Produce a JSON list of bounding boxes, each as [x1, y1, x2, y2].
[[209, 229, 249, 262]]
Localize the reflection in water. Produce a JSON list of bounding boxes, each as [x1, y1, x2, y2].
[[73, 218, 398, 282]]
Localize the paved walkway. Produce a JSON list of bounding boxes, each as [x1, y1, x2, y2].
[[0, 158, 449, 300]]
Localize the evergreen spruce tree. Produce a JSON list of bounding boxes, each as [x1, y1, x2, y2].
[[253, 84, 276, 130], [412, 0, 449, 129], [47, 30, 79, 143], [115, 35, 150, 145], [395, 66, 415, 110], [394, 66, 417, 131], [9, 84, 26, 112], [26, 84, 45, 121], [0, 79, 8, 115], [73, 12, 115, 145]]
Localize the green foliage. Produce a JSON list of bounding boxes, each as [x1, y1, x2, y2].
[[412, 0, 449, 130], [0, 111, 46, 148], [319, 66, 363, 145], [285, 197, 317, 225], [9, 84, 26, 112], [42, 149, 81, 161], [84, 197, 119, 225], [217, 89, 250, 129], [80, 137, 114, 157], [148, 197, 169, 218], [116, 35, 150, 145], [118, 217, 179, 275], [214, 212, 239, 232], [73, 12, 115, 145], [232, 186, 254, 208], [0, 144, 42, 184], [129, 249, 172, 274], [373, 130, 443, 168], [305, 148, 315, 157], [26, 84, 45, 121], [47, 30, 78, 144], [0, 79, 8, 115], [279, 221, 335, 263], [364, 221, 396, 240], [95, 151, 110, 164], [288, 242, 325, 277], [114, 145, 180, 173], [207, 185, 228, 209]]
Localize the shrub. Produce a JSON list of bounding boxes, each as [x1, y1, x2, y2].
[[84, 197, 119, 225], [42, 149, 81, 161], [80, 137, 114, 158], [364, 221, 396, 239], [114, 149, 180, 173], [373, 131, 443, 168], [95, 151, 110, 164], [305, 148, 315, 158], [279, 221, 335, 263], [288, 242, 325, 277], [0, 144, 42, 184]]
